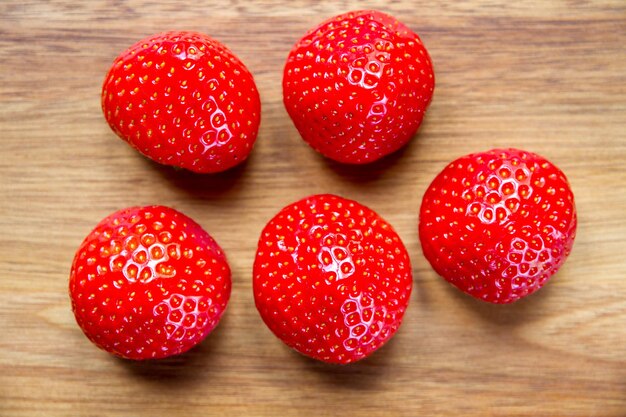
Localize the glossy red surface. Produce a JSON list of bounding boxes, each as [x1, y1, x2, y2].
[[283, 10, 435, 164], [102, 31, 261, 173], [253, 194, 412, 364], [419, 149, 577, 304], [69, 205, 231, 359]]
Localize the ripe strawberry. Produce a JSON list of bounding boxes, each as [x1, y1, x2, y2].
[[419, 149, 577, 304], [69, 205, 231, 359], [102, 31, 261, 173], [283, 10, 435, 164], [253, 194, 412, 364]]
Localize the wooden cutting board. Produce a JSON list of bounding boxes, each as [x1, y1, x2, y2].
[[1, 1, 625, 416]]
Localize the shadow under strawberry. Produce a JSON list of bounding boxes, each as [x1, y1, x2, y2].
[[317, 114, 435, 186], [114, 311, 231, 385], [141, 152, 252, 200], [443, 275, 557, 328], [293, 338, 399, 390], [320, 141, 412, 184]]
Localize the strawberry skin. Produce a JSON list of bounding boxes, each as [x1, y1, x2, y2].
[[102, 31, 261, 173], [254, 194, 412, 364], [69, 206, 231, 359], [283, 10, 435, 164], [419, 149, 577, 304]]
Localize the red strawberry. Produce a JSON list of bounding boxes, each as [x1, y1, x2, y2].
[[419, 149, 577, 304], [253, 194, 412, 364], [102, 31, 261, 173], [283, 10, 435, 164], [69, 206, 231, 359]]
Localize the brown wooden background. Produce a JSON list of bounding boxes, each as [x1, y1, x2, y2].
[[1, 1, 625, 416]]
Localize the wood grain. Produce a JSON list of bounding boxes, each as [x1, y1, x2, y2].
[[1, 1, 625, 416]]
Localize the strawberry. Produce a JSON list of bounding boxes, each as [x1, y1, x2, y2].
[[283, 10, 435, 164], [69, 206, 231, 359], [102, 31, 261, 173], [419, 149, 577, 304], [253, 194, 412, 364]]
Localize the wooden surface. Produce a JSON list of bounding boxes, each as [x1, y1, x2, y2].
[[1, 1, 625, 416]]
